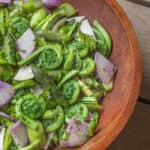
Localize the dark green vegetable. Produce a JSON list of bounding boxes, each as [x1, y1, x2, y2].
[[80, 58, 95, 76], [36, 44, 63, 70], [42, 106, 64, 132], [58, 70, 79, 88], [65, 103, 88, 123], [75, 31, 96, 52], [0, 51, 8, 65], [65, 40, 88, 58], [13, 80, 36, 90], [0, 64, 14, 82], [63, 80, 80, 104], [9, 16, 30, 38], [59, 20, 79, 43], [4, 34, 16, 65], [36, 30, 64, 43], [46, 70, 62, 81], [93, 20, 112, 57], [88, 112, 99, 136], [63, 50, 74, 72]]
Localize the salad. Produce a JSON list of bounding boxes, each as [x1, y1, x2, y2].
[[0, 0, 117, 149]]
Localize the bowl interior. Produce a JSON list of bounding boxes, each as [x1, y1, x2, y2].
[[59, 0, 141, 149]]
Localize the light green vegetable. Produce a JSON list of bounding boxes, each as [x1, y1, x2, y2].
[[42, 106, 64, 132], [58, 70, 79, 88], [30, 9, 46, 28], [36, 3, 77, 31], [65, 103, 88, 123], [13, 80, 36, 90], [93, 20, 112, 57]]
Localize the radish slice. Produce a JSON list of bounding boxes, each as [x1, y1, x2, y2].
[[0, 81, 15, 108], [80, 19, 96, 38], [60, 118, 89, 148], [0, 0, 11, 4], [14, 65, 34, 81], [0, 112, 17, 122], [68, 16, 85, 23], [16, 28, 36, 59], [10, 121, 29, 148], [0, 128, 5, 150], [95, 52, 117, 84]]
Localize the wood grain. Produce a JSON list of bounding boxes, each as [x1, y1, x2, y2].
[[117, 0, 150, 99], [55, 0, 142, 150]]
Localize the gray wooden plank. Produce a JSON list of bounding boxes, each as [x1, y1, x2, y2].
[[117, 0, 150, 100], [109, 102, 150, 150]]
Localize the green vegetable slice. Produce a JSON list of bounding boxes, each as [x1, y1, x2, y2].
[[63, 80, 80, 104], [42, 106, 64, 132], [36, 44, 63, 70], [65, 103, 88, 123], [80, 58, 95, 76]]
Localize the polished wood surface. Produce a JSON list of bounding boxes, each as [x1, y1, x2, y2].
[[56, 0, 142, 149]]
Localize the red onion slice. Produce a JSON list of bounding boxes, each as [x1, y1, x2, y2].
[[0, 81, 15, 108], [0, 0, 11, 4], [0, 112, 17, 122], [60, 118, 89, 148], [95, 52, 117, 84], [16, 28, 36, 59], [42, 0, 61, 8], [10, 121, 29, 147]]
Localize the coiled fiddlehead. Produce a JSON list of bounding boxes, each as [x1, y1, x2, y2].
[[36, 44, 63, 70], [16, 94, 46, 129], [42, 106, 64, 132], [62, 80, 80, 104]]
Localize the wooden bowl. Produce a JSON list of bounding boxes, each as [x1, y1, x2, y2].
[[60, 0, 142, 149]]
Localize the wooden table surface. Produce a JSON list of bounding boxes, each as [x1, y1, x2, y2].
[[117, 0, 150, 100], [109, 1, 150, 149]]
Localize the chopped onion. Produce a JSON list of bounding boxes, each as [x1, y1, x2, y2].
[[10, 121, 29, 148], [0, 81, 15, 108], [80, 19, 96, 38], [0, 112, 17, 122], [0, 128, 5, 150], [16, 28, 36, 59], [95, 52, 117, 84], [60, 118, 89, 148], [68, 16, 85, 23], [0, 0, 11, 4], [14, 65, 34, 81], [42, 0, 61, 8]]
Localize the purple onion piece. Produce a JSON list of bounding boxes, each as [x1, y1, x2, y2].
[[16, 28, 36, 59], [10, 121, 29, 148], [60, 118, 89, 148], [0, 112, 17, 122], [0, 0, 11, 4], [0, 81, 15, 108], [95, 52, 117, 84], [42, 0, 61, 8]]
